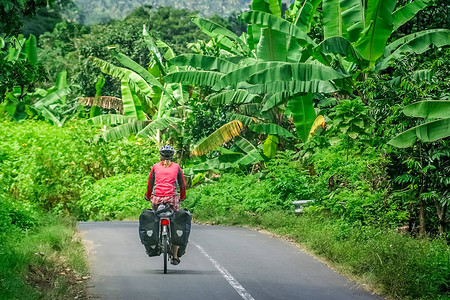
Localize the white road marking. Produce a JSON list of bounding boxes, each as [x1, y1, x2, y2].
[[193, 242, 256, 300]]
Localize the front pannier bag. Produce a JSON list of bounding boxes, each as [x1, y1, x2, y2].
[[138, 209, 160, 257], [171, 209, 191, 257]]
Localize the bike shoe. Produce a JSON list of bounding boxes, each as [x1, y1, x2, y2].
[[171, 258, 180, 265]]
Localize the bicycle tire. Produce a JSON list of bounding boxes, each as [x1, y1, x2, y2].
[[163, 235, 168, 274]]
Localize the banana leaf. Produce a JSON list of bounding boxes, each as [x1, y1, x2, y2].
[[191, 120, 244, 156], [238, 104, 269, 119], [33, 88, 70, 109], [97, 121, 150, 142], [235, 136, 258, 153], [191, 16, 249, 54], [88, 114, 137, 125], [322, 0, 363, 42], [23, 34, 37, 65], [403, 100, 450, 119], [227, 113, 258, 126], [388, 118, 450, 148], [188, 158, 234, 173], [143, 25, 164, 67], [157, 40, 177, 61], [257, 27, 287, 61], [120, 80, 146, 121], [376, 29, 450, 71], [37, 106, 62, 127], [290, 0, 322, 33], [164, 71, 224, 87], [207, 90, 259, 106], [169, 54, 237, 73], [233, 136, 265, 166], [90, 56, 155, 102], [263, 135, 279, 158], [354, 0, 396, 65], [262, 92, 285, 111], [247, 80, 337, 95], [247, 63, 347, 84], [286, 39, 304, 63], [213, 61, 287, 90], [315, 36, 362, 65], [251, 0, 281, 16], [233, 149, 263, 166], [240, 11, 316, 47], [392, 0, 430, 31], [136, 116, 181, 138], [308, 115, 325, 139], [111, 49, 164, 91], [287, 93, 316, 142], [249, 123, 294, 138], [56, 71, 68, 104]]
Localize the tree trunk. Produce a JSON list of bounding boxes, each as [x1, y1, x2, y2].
[[419, 197, 426, 236], [435, 199, 448, 235]]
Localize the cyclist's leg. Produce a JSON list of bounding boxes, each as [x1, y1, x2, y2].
[[172, 245, 179, 259]]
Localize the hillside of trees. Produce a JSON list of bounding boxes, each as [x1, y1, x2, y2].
[[73, 0, 255, 24]]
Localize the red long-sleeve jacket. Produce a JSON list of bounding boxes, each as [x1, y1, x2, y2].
[[145, 162, 186, 200]]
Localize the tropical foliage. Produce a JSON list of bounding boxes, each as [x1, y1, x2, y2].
[[1, 1, 449, 298]]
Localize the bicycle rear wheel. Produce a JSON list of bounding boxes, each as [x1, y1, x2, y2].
[[163, 235, 168, 274]]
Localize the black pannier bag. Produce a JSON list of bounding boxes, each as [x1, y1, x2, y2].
[[171, 209, 191, 257], [138, 209, 160, 257]]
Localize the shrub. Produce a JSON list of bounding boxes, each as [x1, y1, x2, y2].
[[0, 119, 159, 211], [77, 173, 149, 221]]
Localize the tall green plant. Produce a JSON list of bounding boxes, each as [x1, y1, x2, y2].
[[388, 100, 450, 148]]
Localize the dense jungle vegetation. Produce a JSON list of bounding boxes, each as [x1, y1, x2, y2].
[[1, 0, 449, 299]]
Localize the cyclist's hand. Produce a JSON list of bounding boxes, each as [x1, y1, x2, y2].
[[144, 194, 149, 201]]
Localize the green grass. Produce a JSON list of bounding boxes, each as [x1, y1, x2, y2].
[[189, 209, 450, 300], [185, 182, 450, 300], [0, 211, 88, 300]]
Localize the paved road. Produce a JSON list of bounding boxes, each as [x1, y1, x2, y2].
[[78, 222, 383, 300]]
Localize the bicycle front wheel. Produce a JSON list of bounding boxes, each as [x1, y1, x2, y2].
[[163, 235, 168, 274]]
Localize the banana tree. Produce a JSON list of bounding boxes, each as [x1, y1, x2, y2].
[[388, 100, 450, 148], [166, 1, 346, 148], [316, 0, 449, 71]]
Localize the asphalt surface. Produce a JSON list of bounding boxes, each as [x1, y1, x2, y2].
[[78, 222, 384, 300]]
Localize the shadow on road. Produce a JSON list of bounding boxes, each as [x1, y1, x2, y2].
[[141, 269, 217, 275]]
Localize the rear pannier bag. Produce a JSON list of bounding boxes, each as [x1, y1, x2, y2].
[[138, 209, 159, 256], [171, 209, 191, 252]]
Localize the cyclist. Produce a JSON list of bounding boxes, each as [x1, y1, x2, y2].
[[145, 145, 186, 265]]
